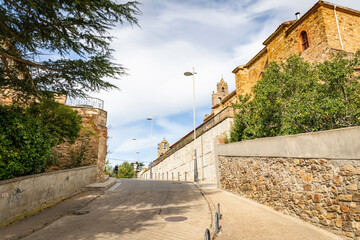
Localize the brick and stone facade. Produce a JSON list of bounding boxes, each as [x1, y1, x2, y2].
[[53, 106, 107, 182], [204, 78, 237, 122], [233, 1, 360, 97]]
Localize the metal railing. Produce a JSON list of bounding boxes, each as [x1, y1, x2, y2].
[[66, 96, 104, 110]]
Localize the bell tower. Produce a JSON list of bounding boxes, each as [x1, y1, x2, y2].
[[212, 77, 228, 107], [157, 138, 170, 158]]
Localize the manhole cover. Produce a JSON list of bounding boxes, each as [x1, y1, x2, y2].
[[164, 216, 188, 222], [74, 210, 90, 215]]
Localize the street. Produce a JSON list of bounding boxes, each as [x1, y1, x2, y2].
[[22, 179, 211, 240]]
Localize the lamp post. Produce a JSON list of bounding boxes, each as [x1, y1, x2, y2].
[[184, 67, 198, 182], [147, 117, 153, 179]]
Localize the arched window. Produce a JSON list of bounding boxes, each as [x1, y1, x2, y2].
[[218, 97, 221, 103], [301, 31, 309, 50], [259, 72, 264, 80], [221, 87, 225, 93]]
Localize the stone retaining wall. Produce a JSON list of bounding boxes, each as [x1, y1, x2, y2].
[[217, 127, 360, 239], [0, 166, 97, 227]]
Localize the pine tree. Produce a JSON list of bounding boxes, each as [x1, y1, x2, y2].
[[0, 0, 141, 101]]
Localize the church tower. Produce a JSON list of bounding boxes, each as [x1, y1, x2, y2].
[[157, 138, 170, 158], [211, 77, 228, 107]]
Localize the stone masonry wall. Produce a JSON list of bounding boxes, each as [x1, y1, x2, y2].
[[53, 107, 107, 182], [322, 6, 360, 53], [216, 127, 360, 239], [219, 157, 360, 239]]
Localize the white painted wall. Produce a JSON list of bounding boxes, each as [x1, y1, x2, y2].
[[141, 117, 233, 182]]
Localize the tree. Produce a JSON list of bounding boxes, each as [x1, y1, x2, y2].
[[27, 99, 82, 144], [117, 162, 133, 178], [104, 160, 113, 176], [230, 51, 360, 142], [0, 0, 141, 101]]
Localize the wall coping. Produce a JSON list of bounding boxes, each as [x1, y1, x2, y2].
[[0, 166, 96, 186], [150, 106, 235, 168], [217, 126, 360, 160]]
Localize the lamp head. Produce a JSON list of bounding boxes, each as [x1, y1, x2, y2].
[[184, 72, 193, 76]]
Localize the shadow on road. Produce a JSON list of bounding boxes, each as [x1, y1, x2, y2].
[[23, 179, 209, 240]]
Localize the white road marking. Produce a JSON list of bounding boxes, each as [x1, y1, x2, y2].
[[108, 182, 122, 191]]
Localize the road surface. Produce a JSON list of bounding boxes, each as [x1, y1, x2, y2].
[[23, 179, 211, 240]]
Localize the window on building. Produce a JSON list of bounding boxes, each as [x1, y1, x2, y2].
[[221, 87, 225, 93], [301, 31, 309, 51], [218, 97, 221, 102], [259, 72, 264, 80]]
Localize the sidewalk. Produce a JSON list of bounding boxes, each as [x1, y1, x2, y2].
[[0, 191, 102, 240], [197, 182, 344, 240], [0, 178, 115, 240]]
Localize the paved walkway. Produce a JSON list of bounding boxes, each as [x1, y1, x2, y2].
[[0, 180, 344, 240], [197, 182, 344, 240]]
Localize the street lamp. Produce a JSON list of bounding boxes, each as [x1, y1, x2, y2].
[[184, 67, 198, 182], [147, 117, 154, 179]]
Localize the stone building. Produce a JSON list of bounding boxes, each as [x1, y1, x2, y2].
[[205, 1, 360, 121], [204, 77, 237, 122], [233, 0, 360, 97]]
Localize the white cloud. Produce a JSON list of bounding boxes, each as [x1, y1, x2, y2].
[[93, 0, 360, 166]]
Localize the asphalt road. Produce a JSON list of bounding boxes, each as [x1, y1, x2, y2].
[[22, 179, 211, 240]]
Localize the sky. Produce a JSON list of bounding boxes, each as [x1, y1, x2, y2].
[[92, 0, 360, 168]]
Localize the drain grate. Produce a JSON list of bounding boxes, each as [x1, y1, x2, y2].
[[74, 210, 90, 215], [164, 216, 188, 222]]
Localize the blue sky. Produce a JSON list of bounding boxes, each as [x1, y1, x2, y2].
[[92, 0, 360, 168]]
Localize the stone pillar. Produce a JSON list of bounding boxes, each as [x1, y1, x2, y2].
[[71, 107, 107, 182]]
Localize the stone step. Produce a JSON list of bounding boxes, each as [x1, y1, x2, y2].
[[82, 177, 116, 191]]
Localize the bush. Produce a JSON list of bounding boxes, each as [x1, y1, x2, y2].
[[0, 105, 53, 180], [0, 100, 82, 180], [230, 51, 360, 142]]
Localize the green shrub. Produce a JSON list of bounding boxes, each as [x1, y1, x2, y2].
[[230, 50, 360, 142], [0, 105, 53, 180], [0, 100, 83, 180]]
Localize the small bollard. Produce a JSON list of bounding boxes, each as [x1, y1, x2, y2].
[[218, 203, 221, 219], [215, 212, 220, 234], [204, 228, 211, 240]]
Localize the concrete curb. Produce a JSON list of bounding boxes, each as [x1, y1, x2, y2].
[[195, 183, 217, 240]]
